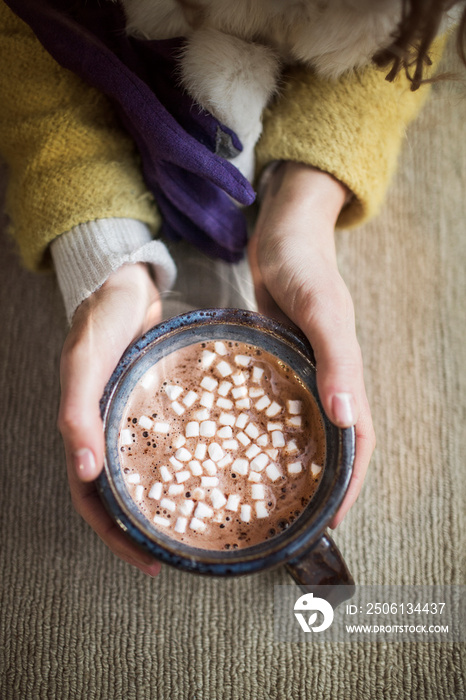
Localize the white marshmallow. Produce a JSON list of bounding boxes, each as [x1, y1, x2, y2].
[[120, 429, 133, 446], [266, 448, 279, 460], [195, 408, 210, 421], [171, 401, 185, 416], [200, 420, 216, 437], [134, 485, 144, 501], [126, 473, 140, 484], [217, 397, 233, 410], [255, 501, 269, 518], [179, 499, 195, 516], [251, 484, 266, 500], [272, 430, 285, 448], [175, 447, 192, 463], [222, 440, 238, 451], [210, 488, 227, 509], [266, 463, 282, 482], [237, 431, 251, 446], [160, 498, 176, 512], [165, 385, 183, 401], [232, 386, 248, 399], [285, 440, 298, 454], [235, 413, 249, 429], [214, 341, 228, 356], [218, 454, 233, 468], [311, 463, 322, 476], [240, 505, 252, 522], [219, 412, 235, 426], [255, 395, 271, 411], [288, 416, 302, 428], [248, 471, 261, 483], [232, 458, 249, 476], [159, 466, 172, 482], [168, 484, 184, 496], [287, 400, 302, 415], [175, 470, 191, 483], [188, 460, 203, 476], [148, 482, 163, 500], [213, 511, 224, 523], [217, 426, 233, 439], [194, 502, 214, 520], [288, 461, 303, 474], [250, 453, 269, 472], [192, 487, 206, 500], [216, 360, 233, 377], [249, 387, 264, 398], [138, 415, 153, 430], [202, 459, 217, 476], [173, 434, 186, 449], [245, 423, 259, 440], [153, 515, 170, 528], [236, 398, 251, 409], [201, 476, 219, 487], [267, 422, 283, 432], [218, 381, 232, 396], [169, 456, 183, 471], [190, 517, 207, 532], [201, 376, 218, 392], [202, 350, 216, 368], [174, 517, 187, 534], [235, 354, 251, 367], [153, 421, 170, 434], [182, 390, 198, 407], [252, 366, 264, 382], [257, 434, 269, 447], [200, 391, 215, 409], [232, 371, 247, 386], [140, 371, 155, 389], [245, 444, 261, 460], [265, 401, 282, 417], [194, 443, 207, 460], [226, 494, 241, 512], [186, 421, 200, 438], [208, 442, 224, 462]]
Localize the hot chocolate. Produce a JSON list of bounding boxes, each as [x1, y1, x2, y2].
[[118, 339, 325, 550]]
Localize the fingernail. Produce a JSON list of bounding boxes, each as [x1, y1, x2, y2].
[[73, 448, 96, 480], [332, 393, 356, 427]]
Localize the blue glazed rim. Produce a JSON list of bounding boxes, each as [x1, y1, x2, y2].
[[97, 308, 355, 577]]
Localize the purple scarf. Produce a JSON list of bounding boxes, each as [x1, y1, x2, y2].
[[5, 0, 256, 261]]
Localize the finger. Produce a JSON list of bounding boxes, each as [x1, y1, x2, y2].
[[67, 460, 162, 576]]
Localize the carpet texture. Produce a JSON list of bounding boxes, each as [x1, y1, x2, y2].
[[1, 38, 465, 700]]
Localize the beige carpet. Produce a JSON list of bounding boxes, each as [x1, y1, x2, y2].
[[1, 38, 465, 700]]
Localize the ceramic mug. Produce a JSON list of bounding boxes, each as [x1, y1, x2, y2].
[[97, 309, 356, 607]]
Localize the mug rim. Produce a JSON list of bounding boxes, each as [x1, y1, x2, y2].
[[97, 308, 355, 576]]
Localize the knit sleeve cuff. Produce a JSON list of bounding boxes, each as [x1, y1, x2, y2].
[[50, 218, 177, 323]]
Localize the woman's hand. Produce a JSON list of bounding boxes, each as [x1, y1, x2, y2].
[[58, 263, 163, 576], [249, 162, 375, 527]]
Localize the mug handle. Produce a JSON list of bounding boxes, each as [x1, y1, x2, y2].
[[285, 532, 355, 609]]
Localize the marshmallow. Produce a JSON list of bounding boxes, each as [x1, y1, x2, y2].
[[240, 505, 252, 522], [140, 371, 155, 389], [218, 381, 232, 396], [265, 401, 282, 417], [148, 482, 163, 500], [245, 423, 259, 440], [226, 494, 241, 512], [232, 458, 249, 476], [235, 354, 251, 367], [288, 461, 303, 474], [175, 470, 191, 483], [174, 517, 187, 534], [250, 453, 269, 472], [189, 517, 207, 532], [251, 484, 266, 500], [252, 366, 264, 382], [285, 440, 298, 454], [179, 499, 195, 516], [138, 415, 153, 430], [222, 440, 238, 451], [235, 398, 251, 409], [165, 385, 182, 401], [217, 426, 233, 439], [218, 454, 233, 468], [194, 502, 214, 520], [266, 448, 279, 461], [202, 459, 217, 476], [217, 397, 233, 410], [173, 434, 186, 449], [266, 463, 282, 482], [159, 466, 172, 482], [168, 484, 184, 496], [255, 501, 269, 518], [255, 395, 271, 411], [186, 421, 200, 438], [120, 429, 133, 446], [201, 350, 216, 368], [160, 498, 176, 512], [287, 400, 302, 415], [216, 360, 233, 377], [232, 371, 247, 386], [126, 473, 140, 484], [235, 413, 249, 429], [192, 487, 206, 500], [201, 376, 218, 392], [210, 488, 227, 509], [311, 463, 322, 476], [248, 471, 261, 483], [171, 401, 185, 416], [201, 476, 219, 488], [153, 421, 170, 434], [134, 485, 144, 501], [272, 431, 285, 448], [256, 434, 269, 447], [169, 456, 183, 471], [214, 341, 228, 356], [267, 422, 283, 432], [208, 443, 224, 463], [249, 387, 264, 398], [200, 420, 216, 437], [194, 443, 207, 460], [153, 515, 170, 528], [219, 412, 235, 427], [245, 444, 261, 460], [195, 408, 210, 421], [188, 460, 203, 476], [232, 386, 248, 399], [200, 392, 215, 409], [237, 431, 251, 446], [182, 390, 198, 407], [288, 416, 302, 428]]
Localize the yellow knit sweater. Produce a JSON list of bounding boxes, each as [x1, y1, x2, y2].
[[0, 1, 446, 271]]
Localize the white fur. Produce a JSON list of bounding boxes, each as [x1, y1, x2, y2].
[[121, 0, 403, 179]]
